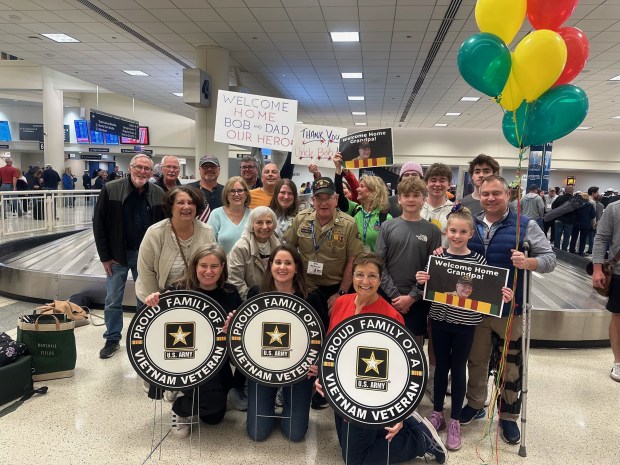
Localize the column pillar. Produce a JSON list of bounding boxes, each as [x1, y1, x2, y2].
[[42, 67, 65, 172], [195, 46, 229, 181]]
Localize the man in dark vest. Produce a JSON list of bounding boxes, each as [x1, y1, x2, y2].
[[460, 175, 556, 445]]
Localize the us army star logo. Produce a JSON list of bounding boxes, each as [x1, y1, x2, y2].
[[362, 351, 384, 375], [266, 325, 287, 345], [169, 325, 191, 346]]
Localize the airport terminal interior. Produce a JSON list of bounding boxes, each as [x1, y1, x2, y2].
[[1, 0, 620, 464]]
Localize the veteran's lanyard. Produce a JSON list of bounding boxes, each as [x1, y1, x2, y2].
[[310, 220, 332, 255], [361, 209, 373, 244]]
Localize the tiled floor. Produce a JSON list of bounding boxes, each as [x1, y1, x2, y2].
[[1, 313, 618, 465]]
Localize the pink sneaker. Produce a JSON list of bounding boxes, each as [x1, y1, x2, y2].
[[427, 410, 446, 432], [446, 419, 462, 451]]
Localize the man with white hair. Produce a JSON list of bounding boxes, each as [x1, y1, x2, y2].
[[0, 157, 22, 217], [93, 154, 166, 359], [156, 156, 182, 192]]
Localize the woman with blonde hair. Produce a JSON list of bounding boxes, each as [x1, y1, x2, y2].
[[208, 176, 251, 254]]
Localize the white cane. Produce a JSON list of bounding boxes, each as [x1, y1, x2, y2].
[[518, 241, 532, 457]]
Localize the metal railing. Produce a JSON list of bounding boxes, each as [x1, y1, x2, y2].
[[0, 189, 100, 239]]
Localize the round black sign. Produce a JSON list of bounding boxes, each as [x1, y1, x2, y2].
[[318, 314, 427, 428], [227, 292, 325, 387], [126, 290, 228, 390]]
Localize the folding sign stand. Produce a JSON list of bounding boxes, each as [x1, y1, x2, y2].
[[519, 243, 533, 458]]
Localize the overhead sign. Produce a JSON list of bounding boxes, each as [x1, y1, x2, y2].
[[319, 314, 426, 428], [183, 68, 211, 108], [214, 90, 297, 152], [339, 128, 394, 169], [126, 290, 228, 390], [80, 154, 101, 160], [227, 292, 324, 387], [89, 147, 109, 153], [90, 109, 139, 140], [292, 124, 347, 168], [19, 123, 44, 142]]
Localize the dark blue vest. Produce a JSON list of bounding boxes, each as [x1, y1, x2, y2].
[[469, 210, 529, 317]]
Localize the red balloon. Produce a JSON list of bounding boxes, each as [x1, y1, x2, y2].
[[527, 0, 579, 30], [554, 27, 590, 86]]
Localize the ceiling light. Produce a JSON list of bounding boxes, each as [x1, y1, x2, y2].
[[355, 123, 367, 126], [172, 92, 183, 97], [296, 121, 304, 124], [609, 75, 620, 81], [445, 112, 461, 116], [123, 70, 149, 76], [460, 96, 480, 102], [330, 32, 359, 42], [434, 123, 448, 127], [41, 33, 80, 43], [348, 96, 364, 101], [576, 126, 591, 130], [342, 72, 362, 79], [352, 112, 366, 115], [613, 116, 620, 119]]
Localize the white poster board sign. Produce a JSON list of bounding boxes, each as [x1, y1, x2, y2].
[[214, 90, 298, 152], [291, 124, 347, 169]]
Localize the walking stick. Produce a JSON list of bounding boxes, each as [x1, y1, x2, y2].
[[518, 241, 532, 457]]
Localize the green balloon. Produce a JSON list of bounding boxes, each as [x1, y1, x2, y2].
[[527, 85, 589, 145], [502, 101, 530, 148], [458, 32, 512, 97]]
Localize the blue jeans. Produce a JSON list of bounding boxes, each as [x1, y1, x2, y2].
[[103, 249, 138, 342], [554, 221, 573, 251], [335, 414, 425, 465], [247, 378, 313, 442], [1, 183, 22, 216]]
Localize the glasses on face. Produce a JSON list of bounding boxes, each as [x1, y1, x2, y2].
[[313, 196, 332, 204], [353, 272, 380, 282], [131, 165, 152, 172], [229, 189, 246, 195], [240, 166, 256, 171]]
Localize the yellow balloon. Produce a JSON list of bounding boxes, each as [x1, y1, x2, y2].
[[498, 60, 524, 112], [512, 30, 568, 102], [475, 0, 526, 44]]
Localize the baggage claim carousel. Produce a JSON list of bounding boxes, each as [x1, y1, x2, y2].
[[0, 229, 611, 348]]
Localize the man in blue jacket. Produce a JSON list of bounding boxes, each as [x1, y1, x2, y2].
[[460, 175, 556, 445], [93, 154, 165, 359]]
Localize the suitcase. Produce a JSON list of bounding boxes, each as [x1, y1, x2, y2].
[[32, 198, 45, 220], [0, 355, 33, 405]]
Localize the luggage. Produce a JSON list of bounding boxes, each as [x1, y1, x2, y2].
[[32, 198, 45, 220], [0, 355, 33, 405]]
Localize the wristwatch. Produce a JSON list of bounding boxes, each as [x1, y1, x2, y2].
[[338, 289, 347, 296]]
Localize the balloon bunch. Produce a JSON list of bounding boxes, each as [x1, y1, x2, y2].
[[457, 0, 590, 148]]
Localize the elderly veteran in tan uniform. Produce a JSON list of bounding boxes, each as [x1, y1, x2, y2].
[[285, 177, 364, 325]]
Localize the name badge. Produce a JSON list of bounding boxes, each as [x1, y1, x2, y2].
[[307, 261, 324, 276]]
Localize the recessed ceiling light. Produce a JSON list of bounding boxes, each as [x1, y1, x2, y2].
[[460, 96, 480, 102], [434, 123, 448, 127], [123, 70, 149, 76], [348, 96, 364, 101], [296, 121, 304, 124], [445, 112, 461, 116], [576, 126, 591, 130], [330, 32, 359, 42], [41, 33, 80, 43], [352, 112, 366, 115], [609, 75, 620, 81], [342, 72, 362, 79], [172, 92, 183, 97], [355, 123, 367, 126]]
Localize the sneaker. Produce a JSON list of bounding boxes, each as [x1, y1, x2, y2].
[[164, 390, 179, 402], [459, 405, 485, 425], [311, 391, 329, 410], [446, 419, 462, 451], [499, 419, 520, 444], [171, 412, 191, 439], [427, 410, 446, 432], [610, 363, 620, 382], [411, 412, 447, 464], [228, 387, 248, 411], [99, 340, 120, 359]]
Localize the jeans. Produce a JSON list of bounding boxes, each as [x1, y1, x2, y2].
[[570, 226, 591, 254], [1, 183, 22, 216], [335, 414, 425, 465], [554, 221, 573, 251], [247, 378, 313, 442], [103, 249, 138, 342]]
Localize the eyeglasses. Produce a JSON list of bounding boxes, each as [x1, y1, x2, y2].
[[313, 196, 333, 204], [240, 166, 256, 171], [229, 189, 246, 195], [353, 272, 380, 282], [131, 165, 152, 172]]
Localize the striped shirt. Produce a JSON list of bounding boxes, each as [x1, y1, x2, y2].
[[428, 251, 487, 326]]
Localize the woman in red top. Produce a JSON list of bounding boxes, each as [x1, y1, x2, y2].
[[317, 251, 447, 465]]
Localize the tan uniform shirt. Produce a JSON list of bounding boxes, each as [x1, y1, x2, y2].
[[285, 208, 364, 287]]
